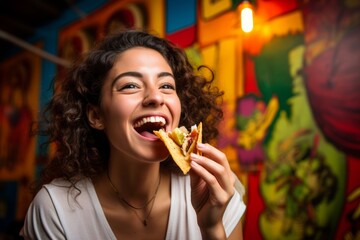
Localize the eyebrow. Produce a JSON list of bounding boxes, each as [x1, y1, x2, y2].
[[111, 71, 175, 88]]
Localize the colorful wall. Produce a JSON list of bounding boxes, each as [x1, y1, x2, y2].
[[0, 0, 359, 239]]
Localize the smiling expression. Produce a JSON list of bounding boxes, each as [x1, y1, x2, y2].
[[88, 47, 181, 163]]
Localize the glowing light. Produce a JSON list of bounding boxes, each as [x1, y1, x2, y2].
[[239, 1, 254, 33]]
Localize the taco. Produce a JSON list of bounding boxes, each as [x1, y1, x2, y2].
[[154, 122, 202, 174]]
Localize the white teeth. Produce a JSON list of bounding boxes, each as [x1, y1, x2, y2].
[[134, 116, 166, 128]]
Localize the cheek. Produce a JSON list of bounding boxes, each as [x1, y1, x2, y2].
[[101, 101, 132, 143], [170, 96, 182, 123], [101, 99, 134, 125]]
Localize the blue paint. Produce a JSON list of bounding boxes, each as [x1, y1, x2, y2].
[[166, 0, 196, 33], [27, 0, 109, 156]]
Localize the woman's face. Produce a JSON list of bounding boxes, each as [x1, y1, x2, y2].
[[91, 47, 181, 163]]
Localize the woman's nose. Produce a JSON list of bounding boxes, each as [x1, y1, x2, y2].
[[142, 87, 164, 107]]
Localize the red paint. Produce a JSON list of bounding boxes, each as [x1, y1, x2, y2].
[[166, 26, 196, 48], [243, 168, 265, 240]]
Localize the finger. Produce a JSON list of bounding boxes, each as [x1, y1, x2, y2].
[[190, 161, 226, 202], [196, 143, 235, 185], [191, 161, 235, 206], [191, 153, 234, 193], [197, 143, 231, 171]]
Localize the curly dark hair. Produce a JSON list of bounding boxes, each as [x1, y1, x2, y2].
[[35, 29, 224, 193]]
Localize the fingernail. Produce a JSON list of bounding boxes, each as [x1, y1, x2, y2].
[[190, 153, 199, 160], [190, 160, 199, 167], [197, 143, 205, 149]]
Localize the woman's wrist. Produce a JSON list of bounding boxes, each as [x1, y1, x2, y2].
[[199, 222, 226, 240]]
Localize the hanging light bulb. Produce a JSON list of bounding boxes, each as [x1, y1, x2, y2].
[[238, 0, 254, 33]]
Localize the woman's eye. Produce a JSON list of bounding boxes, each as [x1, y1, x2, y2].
[[119, 83, 138, 90], [161, 84, 175, 90]]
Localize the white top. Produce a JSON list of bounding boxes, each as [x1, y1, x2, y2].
[[20, 173, 246, 240]]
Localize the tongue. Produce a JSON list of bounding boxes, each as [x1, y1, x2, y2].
[[139, 131, 159, 140]]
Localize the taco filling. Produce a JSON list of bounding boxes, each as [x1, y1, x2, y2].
[[154, 122, 202, 174]]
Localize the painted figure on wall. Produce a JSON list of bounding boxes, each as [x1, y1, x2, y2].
[[235, 95, 278, 171], [255, 41, 346, 239], [0, 60, 33, 170], [302, 0, 360, 158]]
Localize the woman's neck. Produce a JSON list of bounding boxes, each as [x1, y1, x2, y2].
[[106, 158, 162, 204]]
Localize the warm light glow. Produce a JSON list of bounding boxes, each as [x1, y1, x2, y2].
[[241, 7, 253, 32], [238, 1, 254, 33]]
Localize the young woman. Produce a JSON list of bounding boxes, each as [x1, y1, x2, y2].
[[21, 30, 246, 239]]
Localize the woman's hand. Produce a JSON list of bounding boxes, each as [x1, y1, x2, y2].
[[190, 142, 236, 239]]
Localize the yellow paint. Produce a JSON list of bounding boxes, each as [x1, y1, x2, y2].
[[202, 0, 232, 20], [235, 37, 244, 97], [265, 11, 303, 37], [200, 44, 217, 68], [146, 0, 165, 36], [237, 96, 279, 150], [200, 44, 218, 85], [217, 38, 237, 102], [198, 11, 238, 47], [243, 10, 304, 54]]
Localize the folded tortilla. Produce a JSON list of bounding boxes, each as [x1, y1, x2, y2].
[[154, 122, 202, 174]]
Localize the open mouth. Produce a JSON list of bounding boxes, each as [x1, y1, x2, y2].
[[134, 116, 166, 138]]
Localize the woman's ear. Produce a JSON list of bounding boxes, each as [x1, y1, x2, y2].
[[87, 105, 104, 130]]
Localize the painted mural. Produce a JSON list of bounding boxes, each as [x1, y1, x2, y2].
[[169, 0, 359, 239], [0, 0, 359, 239], [0, 47, 41, 236]]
